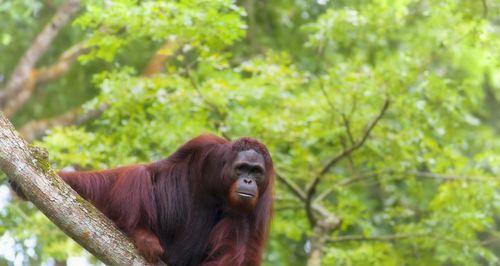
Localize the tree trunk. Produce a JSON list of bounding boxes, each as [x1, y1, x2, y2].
[[306, 217, 341, 266]]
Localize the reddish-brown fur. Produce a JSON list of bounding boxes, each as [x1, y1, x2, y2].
[[35, 134, 274, 266]]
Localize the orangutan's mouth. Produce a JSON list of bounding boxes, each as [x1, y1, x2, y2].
[[237, 191, 255, 198]]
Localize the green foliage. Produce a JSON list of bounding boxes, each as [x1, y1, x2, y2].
[[1, 0, 500, 265], [75, 0, 245, 62]]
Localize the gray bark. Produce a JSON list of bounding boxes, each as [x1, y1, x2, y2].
[[0, 112, 161, 266]]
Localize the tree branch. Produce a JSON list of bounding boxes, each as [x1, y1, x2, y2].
[[143, 40, 181, 77], [329, 232, 476, 247], [314, 170, 487, 203], [19, 104, 108, 142], [276, 172, 341, 229], [329, 232, 430, 243], [338, 170, 487, 187], [403, 171, 486, 182], [315, 99, 390, 181], [18, 39, 177, 141], [36, 42, 89, 85], [307, 216, 341, 266], [305, 99, 390, 226], [481, 0, 488, 17], [0, 0, 82, 109], [0, 112, 165, 265], [276, 173, 307, 201], [2, 42, 89, 118], [184, 66, 231, 140], [340, 113, 355, 145]]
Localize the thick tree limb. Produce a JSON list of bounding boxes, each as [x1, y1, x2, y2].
[[0, 112, 163, 266], [0, 0, 81, 110], [2, 42, 89, 118], [305, 99, 390, 226], [36, 42, 89, 85]]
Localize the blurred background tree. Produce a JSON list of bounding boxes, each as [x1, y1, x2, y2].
[[0, 0, 499, 265]]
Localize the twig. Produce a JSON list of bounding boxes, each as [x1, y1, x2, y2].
[[314, 171, 381, 203], [276, 173, 307, 201], [340, 113, 355, 145], [331, 232, 481, 248], [339, 170, 487, 186], [403, 171, 486, 182], [304, 99, 390, 226], [314, 170, 487, 203], [184, 66, 230, 140], [315, 99, 389, 180]]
